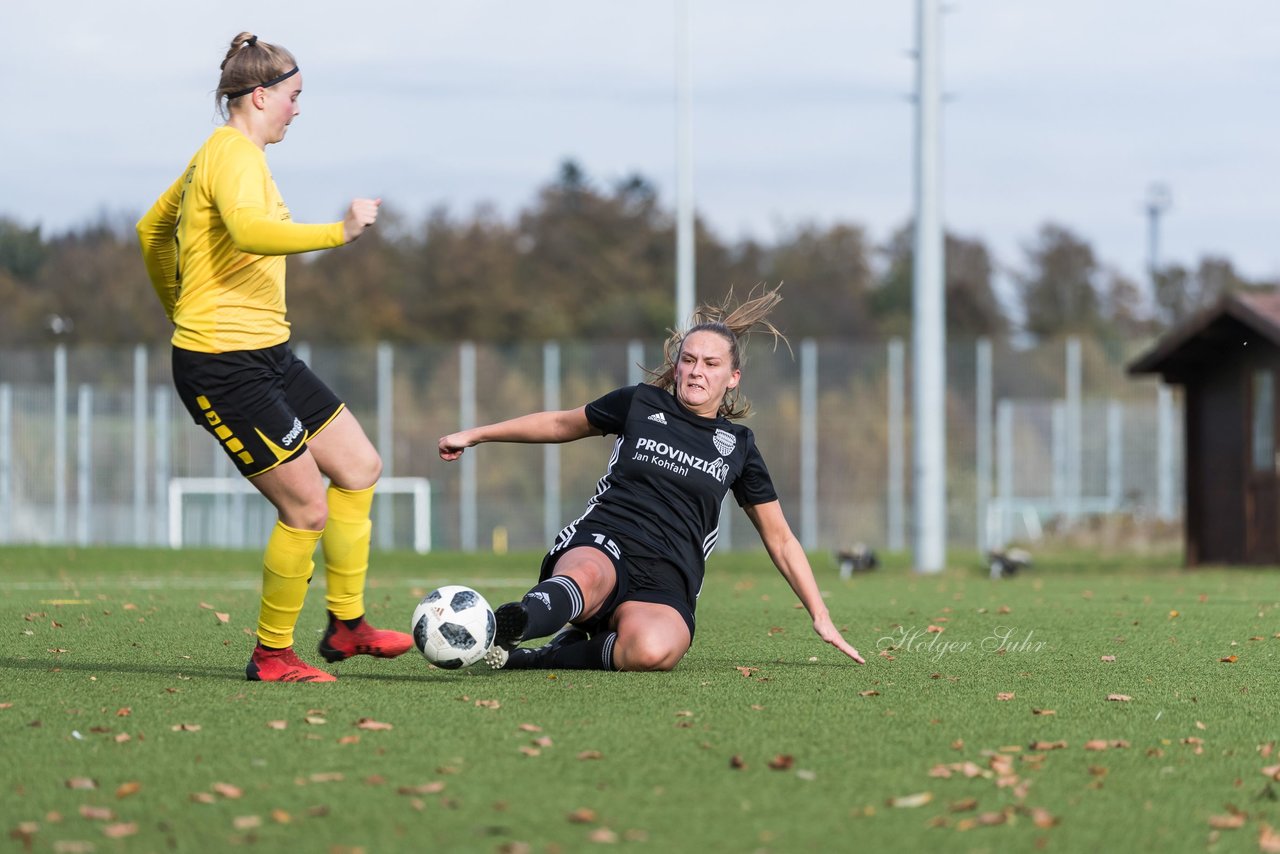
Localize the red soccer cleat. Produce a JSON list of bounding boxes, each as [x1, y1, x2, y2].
[[318, 614, 414, 663], [245, 644, 337, 682]]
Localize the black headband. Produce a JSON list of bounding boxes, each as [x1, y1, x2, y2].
[[225, 66, 299, 100]]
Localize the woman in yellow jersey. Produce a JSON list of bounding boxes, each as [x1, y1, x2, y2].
[[137, 32, 412, 682]]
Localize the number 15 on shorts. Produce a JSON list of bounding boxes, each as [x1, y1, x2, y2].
[[591, 533, 622, 561]]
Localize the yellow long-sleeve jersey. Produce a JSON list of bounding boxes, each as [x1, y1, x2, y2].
[[137, 126, 344, 353]]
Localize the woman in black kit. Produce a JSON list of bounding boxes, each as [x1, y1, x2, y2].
[[437, 289, 864, 671]]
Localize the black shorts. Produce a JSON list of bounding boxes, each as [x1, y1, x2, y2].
[[171, 343, 344, 478], [538, 526, 697, 640]]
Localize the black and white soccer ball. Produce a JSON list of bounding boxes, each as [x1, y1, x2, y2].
[[410, 585, 496, 669]]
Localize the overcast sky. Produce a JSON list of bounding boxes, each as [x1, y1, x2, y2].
[[4, 1, 1278, 298]]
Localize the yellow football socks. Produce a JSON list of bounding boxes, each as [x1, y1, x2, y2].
[[322, 483, 375, 621], [258, 520, 322, 648]]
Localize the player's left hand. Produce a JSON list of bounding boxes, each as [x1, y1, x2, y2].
[[342, 197, 381, 243], [813, 613, 865, 664]]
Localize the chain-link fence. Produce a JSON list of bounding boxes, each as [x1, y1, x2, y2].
[[0, 335, 1179, 554]]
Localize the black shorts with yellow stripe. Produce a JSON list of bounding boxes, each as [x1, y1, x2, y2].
[[171, 343, 344, 478]]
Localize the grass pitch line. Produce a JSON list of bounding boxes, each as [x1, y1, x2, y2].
[[0, 576, 532, 592]]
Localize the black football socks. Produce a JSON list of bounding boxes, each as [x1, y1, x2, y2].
[[518, 575, 585, 640]]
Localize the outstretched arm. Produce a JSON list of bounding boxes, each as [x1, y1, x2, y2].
[[438, 406, 600, 461], [743, 500, 865, 664]]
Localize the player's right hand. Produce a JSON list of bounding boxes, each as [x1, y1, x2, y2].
[[438, 432, 473, 462], [343, 198, 381, 243]]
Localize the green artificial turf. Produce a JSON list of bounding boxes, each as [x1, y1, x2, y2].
[[2, 545, 1278, 853]]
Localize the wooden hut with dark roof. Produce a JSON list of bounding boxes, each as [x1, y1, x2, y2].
[[1129, 291, 1280, 565]]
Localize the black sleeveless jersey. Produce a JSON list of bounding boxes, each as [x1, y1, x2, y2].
[[564, 383, 778, 589]]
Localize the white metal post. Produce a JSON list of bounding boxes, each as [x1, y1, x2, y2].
[[1065, 337, 1082, 520], [627, 340, 645, 387], [0, 384, 10, 543], [459, 342, 478, 551], [800, 339, 818, 549], [912, 0, 947, 572], [1107, 400, 1123, 509], [54, 344, 67, 543], [675, 0, 695, 328], [996, 400, 1014, 548], [376, 342, 394, 550], [154, 386, 171, 549], [975, 338, 993, 553], [1052, 401, 1066, 506], [887, 338, 905, 551], [76, 384, 91, 545], [544, 342, 562, 546], [133, 345, 147, 545]]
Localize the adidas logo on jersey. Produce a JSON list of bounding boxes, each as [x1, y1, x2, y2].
[[647, 412, 667, 425]]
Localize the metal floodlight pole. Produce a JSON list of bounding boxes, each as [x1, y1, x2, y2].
[[675, 0, 695, 328], [912, 0, 947, 572], [1145, 182, 1172, 292]]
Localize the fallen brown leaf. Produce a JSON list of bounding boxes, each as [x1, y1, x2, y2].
[[578, 750, 604, 761], [79, 805, 116, 821], [729, 755, 746, 770], [859, 690, 880, 697], [517, 723, 543, 733], [996, 692, 1015, 701], [567, 808, 597, 824], [1220, 655, 1238, 663], [474, 699, 501, 710], [1032, 708, 1056, 716], [114, 782, 141, 799], [190, 792, 216, 804], [355, 718, 393, 731], [232, 815, 261, 830], [887, 792, 933, 808], [396, 782, 445, 795], [1106, 694, 1132, 702], [102, 822, 139, 839], [65, 777, 97, 790], [1208, 813, 1246, 830], [266, 720, 287, 730], [735, 666, 758, 677], [768, 754, 795, 771], [1260, 824, 1280, 854], [588, 827, 619, 844], [213, 782, 243, 799], [170, 723, 202, 732], [1029, 807, 1058, 828], [1029, 740, 1068, 751]]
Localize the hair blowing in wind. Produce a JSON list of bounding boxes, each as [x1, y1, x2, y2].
[[648, 285, 788, 420]]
